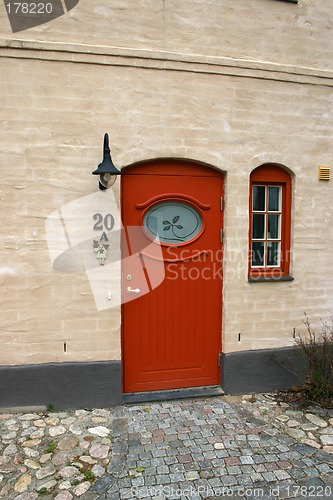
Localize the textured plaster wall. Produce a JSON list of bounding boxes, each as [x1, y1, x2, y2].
[[0, 0, 333, 69], [0, 0, 332, 365]]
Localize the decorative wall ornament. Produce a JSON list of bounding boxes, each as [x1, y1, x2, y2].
[[93, 240, 109, 265]]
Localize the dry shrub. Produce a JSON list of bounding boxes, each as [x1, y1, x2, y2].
[[296, 314, 333, 407]]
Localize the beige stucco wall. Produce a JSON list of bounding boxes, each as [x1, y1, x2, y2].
[[0, 0, 333, 366], [1, 0, 333, 69]]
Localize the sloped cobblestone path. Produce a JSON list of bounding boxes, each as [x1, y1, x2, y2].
[[0, 397, 333, 499]]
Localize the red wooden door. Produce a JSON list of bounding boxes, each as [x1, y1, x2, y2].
[[121, 160, 223, 393]]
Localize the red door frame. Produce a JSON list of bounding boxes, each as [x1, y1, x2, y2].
[[121, 159, 224, 393]]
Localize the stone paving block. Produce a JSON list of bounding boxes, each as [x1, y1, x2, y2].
[[163, 456, 177, 466], [152, 449, 167, 458], [304, 466, 323, 477], [265, 462, 278, 472], [225, 456, 240, 466], [112, 419, 127, 436], [117, 488, 133, 499], [265, 453, 279, 462], [274, 469, 291, 480], [169, 440, 183, 449], [250, 472, 264, 482], [252, 463, 266, 473], [203, 451, 217, 460], [118, 477, 132, 488], [151, 458, 166, 467], [156, 474, 171, 485], [221, 475, 237, 486], [156, 465, 169, 475], [296, 476, 326, 491], [145, 476, 157, 486], [316, 463, 333, 474], [227, 465, 242, 475], [316, 451, 333, 464], [107, 456, 126, 475], [302, 456, 315, 467], [321, 475, 333, 496], [91, 474, 116, 494], [262, 471, 277, 482], [207, 477, 223, 487], [292, 443, 317, 456], [170, 464, 185, 473], [236, 474, 253, 486], [240, 465, 255, 474], [166, 449, 178, 457], [131, 476, 145, 487]]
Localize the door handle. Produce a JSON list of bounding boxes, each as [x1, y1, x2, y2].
[[127, 287, 141, 293]]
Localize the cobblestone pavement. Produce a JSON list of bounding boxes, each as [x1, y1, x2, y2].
[[0, 395, 333, 499]]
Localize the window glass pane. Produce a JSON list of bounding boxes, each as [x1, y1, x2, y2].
[[267, 242, 280, 266], [252, 214, 265, 239], [268, 214, 280, 240], [252, 186, 266, 211], [252, 242, 265, 267], [143, 201, 202, 244], [268, 186, 281, 211]]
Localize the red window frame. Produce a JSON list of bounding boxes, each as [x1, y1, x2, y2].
[[249, 165, 292, 279]]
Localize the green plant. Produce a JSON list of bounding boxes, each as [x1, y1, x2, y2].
[[84, 470, 95, 482], [38, 487, 50, 496], [47, 403, 54, 413], [45, 440, 57, 453], [296, 314, 333, 407]]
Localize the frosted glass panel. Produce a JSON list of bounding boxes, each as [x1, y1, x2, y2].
[[143, 201, 202, 244]]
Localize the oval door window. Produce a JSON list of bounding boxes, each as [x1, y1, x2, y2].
[[143, 201, 203, 244]]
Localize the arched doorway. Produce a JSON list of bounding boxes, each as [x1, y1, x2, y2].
[[121, 159, 224, 394]]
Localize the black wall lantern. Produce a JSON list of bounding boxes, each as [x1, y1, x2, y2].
[[92, 133, 121, 190]]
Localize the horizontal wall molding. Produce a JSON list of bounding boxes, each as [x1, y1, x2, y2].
[[1, 38, 333, 88]]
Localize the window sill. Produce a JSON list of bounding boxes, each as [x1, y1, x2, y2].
[[248, 275, 294, 283]]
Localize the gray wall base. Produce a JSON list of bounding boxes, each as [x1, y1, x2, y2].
[[123, 385, 224, 404], [222, 346, 308, 395], [0, 346, 309, 409], [0, 361, 122, 410]]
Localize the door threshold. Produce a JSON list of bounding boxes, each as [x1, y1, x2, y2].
[[123, 385, 224, 404]]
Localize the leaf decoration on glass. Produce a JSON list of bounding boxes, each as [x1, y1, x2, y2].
[[161, 215, 185, 239]]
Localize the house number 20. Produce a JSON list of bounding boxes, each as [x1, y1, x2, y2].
[[93, 213, 115, 231]]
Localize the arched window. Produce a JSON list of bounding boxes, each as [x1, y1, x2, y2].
[[249, 164, 292, 280]]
